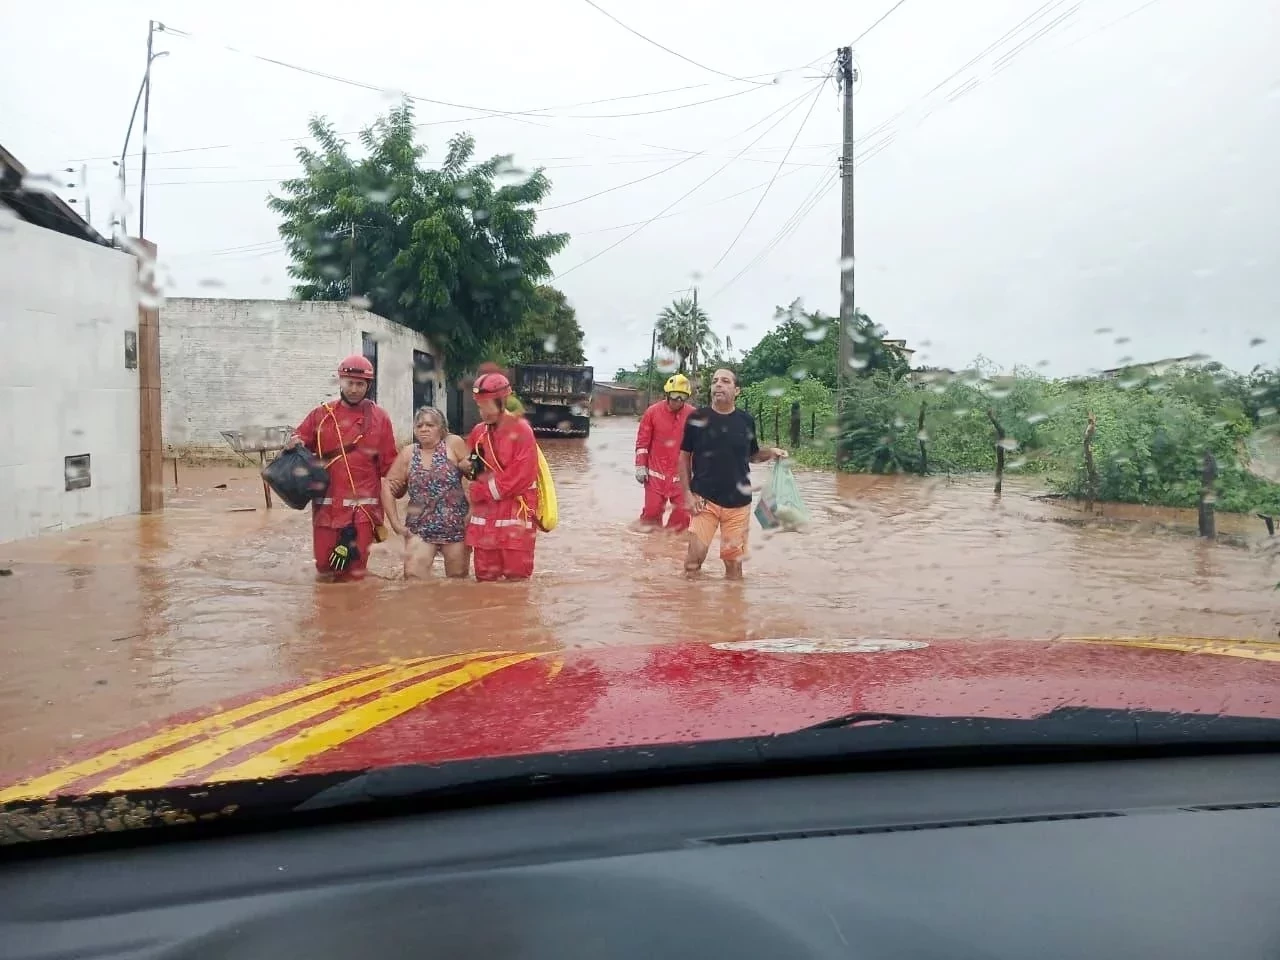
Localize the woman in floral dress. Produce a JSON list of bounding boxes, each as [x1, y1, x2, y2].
[[382, 407, 471, 578]]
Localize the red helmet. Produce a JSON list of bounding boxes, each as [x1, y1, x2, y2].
[[337, 354, 375, 381], [473, 371, 512, 401]]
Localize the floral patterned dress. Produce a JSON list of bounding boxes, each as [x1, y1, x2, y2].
[[404, 440, 468, 545]]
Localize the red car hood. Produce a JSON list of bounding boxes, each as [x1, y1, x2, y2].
[[3, 635, 1279, 804]]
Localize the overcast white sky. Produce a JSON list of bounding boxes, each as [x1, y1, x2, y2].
[[4, 0, 1277, 378]]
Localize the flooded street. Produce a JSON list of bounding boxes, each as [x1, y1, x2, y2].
[[2, 418, 1278, 777]]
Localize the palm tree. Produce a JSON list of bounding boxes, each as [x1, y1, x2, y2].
[[656, 296, 720, 374]]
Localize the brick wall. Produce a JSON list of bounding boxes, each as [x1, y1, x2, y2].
[[160, 298, 447, 460]]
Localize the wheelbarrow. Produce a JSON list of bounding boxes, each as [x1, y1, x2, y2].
[[220, 425, 295, 508]]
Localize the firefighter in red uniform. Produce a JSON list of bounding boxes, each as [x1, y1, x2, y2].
[[635, 373, 694, 532], [287, 355, 399, 582], [460, 370, 540, 582]]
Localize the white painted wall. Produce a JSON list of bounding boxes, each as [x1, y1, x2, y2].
[[0, 219, 140, 544], [159, 299, 447, 459]]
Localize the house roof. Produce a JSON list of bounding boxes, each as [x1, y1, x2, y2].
[[0, 142, 108, 246], [594, 381, 641, 393]]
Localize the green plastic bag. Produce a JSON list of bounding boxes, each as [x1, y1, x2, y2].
[[754, 459, 810, 532]]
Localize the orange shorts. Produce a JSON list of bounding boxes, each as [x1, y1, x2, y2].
[[688, 501, 752, 562]]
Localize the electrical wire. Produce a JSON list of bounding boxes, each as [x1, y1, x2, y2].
[[851, 0, 912, 47], [705, 65, 833, 272], [574, 156, 833, 235], [538, 86, 822, 211], [552, 81, 826, 281], [176, 155, 836, 259], [708, 135, 896, 298], [577, 0, 774, 85], [158, 23, 778, 122]]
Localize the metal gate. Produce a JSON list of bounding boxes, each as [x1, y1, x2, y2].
[[361, 332, 379, 403], [413, 349, 436, 420]]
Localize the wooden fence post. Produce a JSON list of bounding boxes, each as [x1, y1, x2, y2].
[[987, 407, 1005, 496], [810, 411, 816, 439], [1198, 450, 1217, 538], [1083, 413, 1098, 514], [918, 402, 928, 475], [789, 402, 801, 446], [773, 405, 780, 445]]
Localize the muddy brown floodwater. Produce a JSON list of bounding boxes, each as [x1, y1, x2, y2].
[[2, 418, 1278, 774]]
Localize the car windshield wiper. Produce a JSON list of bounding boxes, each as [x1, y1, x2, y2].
[[295, 707, 1280, 812]]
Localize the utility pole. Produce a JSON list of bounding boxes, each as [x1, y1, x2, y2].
[[119, 21, 165, 240], [690, 285, 700, 382], [644, 326, 657, 408], [836, 45, 857, 467], [138, 19, 157, 239]]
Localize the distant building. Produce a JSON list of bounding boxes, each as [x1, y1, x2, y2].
[[591, 381, 642, 417], [882, 339, 916, 364], [1096, 355, 1208, 381], [160, 298, 448, 460]]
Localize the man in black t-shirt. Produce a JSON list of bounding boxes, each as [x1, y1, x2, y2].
[[679, 368, 786, 579]]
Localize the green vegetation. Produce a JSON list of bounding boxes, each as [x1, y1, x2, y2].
[[626, 299, 1280, 515], [270, 101, 581, 374]]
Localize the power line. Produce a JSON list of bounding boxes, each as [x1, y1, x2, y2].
[[705, 66, 833, 272], [173, 156, 836, 260], [163, 24, 776, 123], [577, 0, 774, 85], [539, 86, 822, 211], [574, 157, 832, 235], [709, 136, 896, 298], [553, 81, 827, 281], [851, 0, 913, 47]]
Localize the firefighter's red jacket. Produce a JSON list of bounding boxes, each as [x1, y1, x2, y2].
[[635, 400, 692, 496], [466, 414, 540, 551], [295, 398, 398, 529]]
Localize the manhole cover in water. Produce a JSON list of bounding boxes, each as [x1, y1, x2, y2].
[[711, 638, 929, 654]]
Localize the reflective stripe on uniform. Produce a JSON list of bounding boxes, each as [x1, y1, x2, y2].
[[316, 497, 379, 506], [468, 516, 533, 530]]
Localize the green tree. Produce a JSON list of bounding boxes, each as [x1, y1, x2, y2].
[[656, 296, 720, 373], [268, 101, 569, 373], [737, 300, 910, 389], [492, 285, 586, 366]]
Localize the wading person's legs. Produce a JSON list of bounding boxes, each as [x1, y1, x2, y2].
[[717, 505, 752, 580], [404, 537, 439, 579], [686, 505, 721, 576], [441, 542, 470, 578]]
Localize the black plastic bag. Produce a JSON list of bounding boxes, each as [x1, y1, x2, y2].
[[262, 447, 331, 511]]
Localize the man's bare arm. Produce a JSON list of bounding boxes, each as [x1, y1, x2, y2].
[[679, 450, 693, 499]]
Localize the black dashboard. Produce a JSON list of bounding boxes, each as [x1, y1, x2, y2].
[[3, 753, 1278, 959]]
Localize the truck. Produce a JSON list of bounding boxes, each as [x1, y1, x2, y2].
[[511, 363, 594, 438]]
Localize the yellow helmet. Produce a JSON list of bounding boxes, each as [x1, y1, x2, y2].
[[663, 373, 692, 397]]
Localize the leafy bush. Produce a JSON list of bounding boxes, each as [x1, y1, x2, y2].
[[752, 363, 1280, 514]]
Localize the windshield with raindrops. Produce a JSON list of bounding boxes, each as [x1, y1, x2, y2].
[[2, 0, 1279, 844]]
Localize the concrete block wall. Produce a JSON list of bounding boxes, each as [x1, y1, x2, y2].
[[159, 299, 447, 460], [0, 219, 140, 544]]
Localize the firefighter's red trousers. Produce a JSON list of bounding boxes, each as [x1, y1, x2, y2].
[[312, 517, 376, 581], [473, 547, 535, 582], [640, 483, 690, 532]]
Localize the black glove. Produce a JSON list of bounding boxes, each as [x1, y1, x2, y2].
[[329, 525, 361, 571], [468, 447, 487, 478]]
